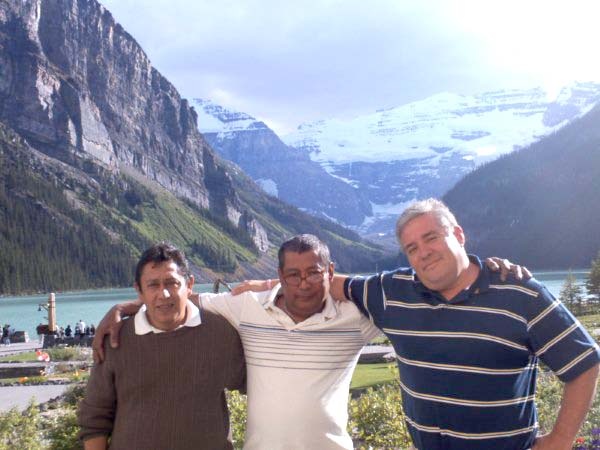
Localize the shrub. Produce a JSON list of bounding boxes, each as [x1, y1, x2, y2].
[[0, 402, 42, 450], [43, 408, 83, 450], [348, 381, 411, 449], [62, 383, 87, 407], [47, 347, 90, 362], [226, 390, 247, 449]]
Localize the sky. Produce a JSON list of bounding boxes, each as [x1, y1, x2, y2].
[[100, 0, 600, 135]]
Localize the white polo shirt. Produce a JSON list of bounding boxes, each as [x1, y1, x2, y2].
[[201, 285, 381, 450]]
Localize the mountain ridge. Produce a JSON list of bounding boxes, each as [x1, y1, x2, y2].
[[195, 83, 600, 237]]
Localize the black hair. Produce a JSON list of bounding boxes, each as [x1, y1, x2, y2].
[[134, 242, 191, 288]]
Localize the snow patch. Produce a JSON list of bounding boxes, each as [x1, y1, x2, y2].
[[256, 178, 278, 197]]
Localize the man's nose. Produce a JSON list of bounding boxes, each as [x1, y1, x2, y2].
[[418, 245, 432, 260], [161, 288, 171, 298]]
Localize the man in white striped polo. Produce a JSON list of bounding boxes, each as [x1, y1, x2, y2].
[[335, 198, 600, 450]]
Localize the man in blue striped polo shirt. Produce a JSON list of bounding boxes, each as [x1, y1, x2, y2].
[[335, 198, 600, 450]]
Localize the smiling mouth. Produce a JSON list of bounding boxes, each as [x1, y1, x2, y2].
[[423, 258, 442, 271], [155, 303, 175, 311]]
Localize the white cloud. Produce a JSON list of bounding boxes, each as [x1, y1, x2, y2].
[[99, 0, 600, 134]]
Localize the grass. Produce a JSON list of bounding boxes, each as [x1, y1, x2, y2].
[[0, 347, 92, 363], [351, 363, 399, 390], [0, 351, 37, 362], [578, 313, 600, 330]]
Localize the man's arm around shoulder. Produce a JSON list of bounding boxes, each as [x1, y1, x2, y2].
[[92, 299, 142, 363]]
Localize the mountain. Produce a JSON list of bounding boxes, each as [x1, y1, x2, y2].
[[0, 0, 386, 294], [194, 99, 372, 226], [443, 104, 600, 269], [283, 85, 600, 236]]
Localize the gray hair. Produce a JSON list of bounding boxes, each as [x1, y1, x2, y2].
[[278, 234, 331, 269], [395, 199, 459, 251]]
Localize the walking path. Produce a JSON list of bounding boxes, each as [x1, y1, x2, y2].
[[0, 341, 42, 358], [0, 385, 71, 412], [0, 340, 71, 412]]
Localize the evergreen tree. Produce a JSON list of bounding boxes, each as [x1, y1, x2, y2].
[[559, 271, 584, 315], [587, 250, 600, 312]]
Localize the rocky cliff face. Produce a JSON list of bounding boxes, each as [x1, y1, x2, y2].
[[0, 0, 268, 251]]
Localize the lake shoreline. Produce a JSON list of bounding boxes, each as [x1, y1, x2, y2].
[[0, 268, 591, 299]]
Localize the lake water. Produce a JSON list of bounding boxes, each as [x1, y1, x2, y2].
[[0, 270, 590, 340]]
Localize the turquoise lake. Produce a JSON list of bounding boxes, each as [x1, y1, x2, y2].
[[0, 270, 590, 340]]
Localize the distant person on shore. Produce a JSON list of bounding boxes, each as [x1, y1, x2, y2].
[[57, 326, 65, 339], [64, 324, 72, 338], [89, 324, 95, 336], [93, 234, 522, 449], [36, 322, 45, 343], [1, 324, 10, 345], [78, 242, 245, 450], [75, 319, 85, 338]]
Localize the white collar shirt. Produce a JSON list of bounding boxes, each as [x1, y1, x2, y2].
[[134, 299, 202, 335]]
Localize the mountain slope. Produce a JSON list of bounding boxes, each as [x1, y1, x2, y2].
[[444, 104, 600, 268], [0, 0, 387, 294]]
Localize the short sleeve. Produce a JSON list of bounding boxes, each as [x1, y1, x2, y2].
[[344, 274, 387, 327], [200, 292, 246, 328], [528, 285, 600, 382]]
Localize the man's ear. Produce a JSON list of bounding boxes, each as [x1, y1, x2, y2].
[[328, 262, 335, 280], [453, 225, 466, 246], [186, 275, 195, 294], [134, 283, 142, 299]]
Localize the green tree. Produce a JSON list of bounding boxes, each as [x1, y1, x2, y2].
[[586, 251, 600, 312], [559, 271, 584, 315]]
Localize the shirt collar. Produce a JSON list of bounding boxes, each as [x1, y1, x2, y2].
[[264, 283, 338, 320], [413, 254, 488, 304], [134, 299, 202, 335]]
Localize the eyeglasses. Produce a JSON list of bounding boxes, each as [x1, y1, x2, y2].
[[283, 270, 326, 287]]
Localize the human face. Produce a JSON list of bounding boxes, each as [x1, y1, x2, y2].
[[399, 213, 470, 299], [135, 260, 194, 331], [278, 250, 334, 323]]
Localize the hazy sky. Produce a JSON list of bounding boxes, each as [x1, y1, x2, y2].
[[100, 0, 600, 134]]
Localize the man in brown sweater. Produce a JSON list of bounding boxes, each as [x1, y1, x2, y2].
[[78, 242, 245, 450]]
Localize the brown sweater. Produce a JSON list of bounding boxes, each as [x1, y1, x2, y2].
[[78, 310, 245, 450]]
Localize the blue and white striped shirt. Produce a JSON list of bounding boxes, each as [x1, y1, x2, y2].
[[345, 255, 600, 450]]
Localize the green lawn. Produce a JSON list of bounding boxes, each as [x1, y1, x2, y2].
[[0, 351, 37, 362], [350, 362, 398, 390], [578, 313, 600, 330]]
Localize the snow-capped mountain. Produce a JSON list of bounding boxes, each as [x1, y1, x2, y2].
[[194, 82, 600, 237], [282, 82, 600, 235], [194, 99, 372, 226]]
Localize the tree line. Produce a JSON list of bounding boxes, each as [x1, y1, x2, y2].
[[560, 251, 600, 315]]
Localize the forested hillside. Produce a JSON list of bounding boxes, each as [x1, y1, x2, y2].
[[445, 105, 600, 268]]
